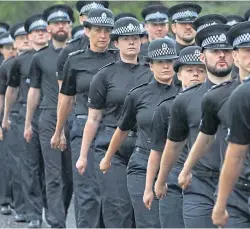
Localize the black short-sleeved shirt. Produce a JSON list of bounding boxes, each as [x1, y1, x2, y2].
[[60, 48, 119, 116], [118, 80, 179, 151], [227, 78, 250, 146], [29, 43, 62, 109], [199, 78, 250, 180], [0, 56, 20, 113], [7, 50, 36, 104], [168, 80, 221, 171], [88, 60, 152, 127], [57, 35, 89, 81], [150, 92, 188, 166]]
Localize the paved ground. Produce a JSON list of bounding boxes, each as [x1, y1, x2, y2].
[[0, 198, 76, 228]]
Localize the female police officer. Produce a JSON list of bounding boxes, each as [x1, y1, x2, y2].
[[76, 16, 152, 227], [99, 38, 179, 227]]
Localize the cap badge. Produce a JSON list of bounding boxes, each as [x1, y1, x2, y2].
[[101, 12, 107, 19], [219, 33, 226, 42], [162, 43, 168, 50], [127, 23, 134, 31], [194, 49, 200, 56]]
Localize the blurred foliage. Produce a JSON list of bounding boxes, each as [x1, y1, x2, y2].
[[0, 1, 249, 26]]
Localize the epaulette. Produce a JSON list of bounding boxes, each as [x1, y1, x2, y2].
[[209, 80, 233, 91], [243, 75, 250, 83], [182, 82, 202, 93], [157, 95, 177, 106], [37, 45, 48, 52], [129, 82, 149, 92], [68, 49, 85, 57], [98, 61, 116, 71], [66, 36, 81, 44]]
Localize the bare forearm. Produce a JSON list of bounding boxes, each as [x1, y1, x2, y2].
[[216, 144, 247, 209], [105, 128, 128, 161], [55, 94, 74, 135], [157, 140, 185, 184], [25, 88, 40, 126], [80, 119, 100, 158], [183, 132, 214, 172], [4, 86, 18, 119], [145, 150, 161, 191]]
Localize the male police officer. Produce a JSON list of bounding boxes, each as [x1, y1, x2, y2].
[[155, 24, 234, 228], [3, 14, 49, 228], [24, 5, 74, 228]]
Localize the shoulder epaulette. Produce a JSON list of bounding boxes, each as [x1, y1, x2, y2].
[[210, 80, 233, 91], [37, 45, 49, 52], [66, 36, 81, 44], [243, 75, 250, 83], [68, 49, 85, 57], [157, 95, 177, 106], [98, 61, 116, 71], [129, 82, 149, 92], [182, 82, 202, 93]]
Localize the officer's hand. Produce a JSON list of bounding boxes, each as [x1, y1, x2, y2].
[[76, 156, 87, 175], [0, 126, 3, 141], [212, 204, 229, 228], [24, 124, 33, 142], [2, 117, 10, 131], [51, 132, 60, 149], [59, 132, 67, 152], [99, 157, 111, 174], [154, 179, 168, 200], [178, 170, 192, 190], [143, 189, 154, 210]]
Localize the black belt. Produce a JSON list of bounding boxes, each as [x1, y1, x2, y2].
[[135, 147, 150, 156], [235, 179, 250, 191], [103, 126, 137, 138], [192, 170, 220, 178]]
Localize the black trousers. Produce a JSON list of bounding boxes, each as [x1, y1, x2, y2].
[[38, 109, 72, 228]]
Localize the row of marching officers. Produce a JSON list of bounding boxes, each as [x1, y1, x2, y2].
[[0, 0, 250, 228]]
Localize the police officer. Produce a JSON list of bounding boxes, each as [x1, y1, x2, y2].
[[100, 38, 179, 227], [0, 22, 10, 64], [24, 5, 73, 228], [211, 21, 250, 227], [51, 8, 118, 228], [0, 32, 16, 217], [168, 2, 202, 55], [2, 14, 49, 228], [57, 1, 109, 82], [139, 4, 170, 59], [76, 16, 152, 228], [2, 24, 31, 223], [144, 46, 206, 228], [212, 74, 250, 227], [155, 24, 233, 228]]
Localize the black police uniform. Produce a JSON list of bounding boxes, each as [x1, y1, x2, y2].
[[86, 16, 152, 228], [199, 21, 250, 227], [61, 48, 118, 227], [115, 38, 178, 228], [150, 94, 186, 228], [167, 24, 232, 228], [28, 5, 74, 227], [200, 79, 250, 227], [227, 77, 250, 213], [0, 31, 27, 219], [152, 45, 204, 228], [6, 14, 48, 224]]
